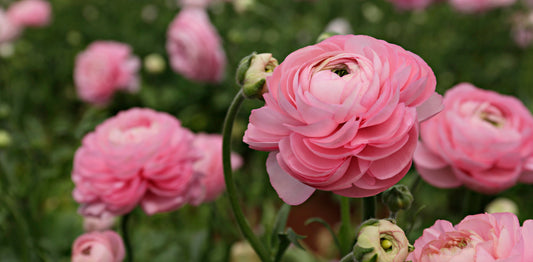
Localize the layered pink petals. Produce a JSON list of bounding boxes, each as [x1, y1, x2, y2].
[[243, 34, 441, 204], [71, 231, 125, 262], [414, 83, 533, 194], [6, 0, 51, 27], [189, 133, 243, 203], [72, 108, 200, 216], [408, 213, 533, 262], [166, 7, 226, 83], [74, 41, 140, 105]]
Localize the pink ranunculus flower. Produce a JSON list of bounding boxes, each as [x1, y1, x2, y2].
[[71, 231, 125, 262], [166, 7, 226, 83], [83, 212, 116, 232], [408, 213, 533, 262], [0, 9, 22, 44], [243, 34, 442, 205], [189, 133, 243, 204], [74, 41, 140, 105], [72, 108, 200, 216], [387, 0, 435, 10], [449, 0, 516, 13], [6, 0, 51, 28], [414, 83, 533, 194]]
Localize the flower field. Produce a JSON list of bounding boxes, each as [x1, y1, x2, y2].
[[2, 0, 533, 261]]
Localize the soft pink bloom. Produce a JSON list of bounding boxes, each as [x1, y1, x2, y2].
[[408, 213, 533, 262], [190, 133, 243, 203], [387, 0, 435, 10], [449, 0, 516, 13], [6, 0, 51, 27], [180, 0, 214, 8], [414, 83, 533, 194], [74, 41, 140, 105], [166, 7, 226, 83], [71, 231, 125, 262], [72, 108, 200, 216], [511, 12, 533, 48], [83, 213, 116, 232], [243, 34, 442, 205], [0, 9, 22, 44]]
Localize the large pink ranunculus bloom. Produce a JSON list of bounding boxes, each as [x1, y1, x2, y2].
[[449, 0, 516, 13], [72, 108, 200, 216], [387, 0, 435, 10], [166, 7, 226, 83], [408, 213, 533, 262], [6, 0, 51, 28], [243, 34, 442, 205], [0, 9, 22, 44], [74, 41, 140, 105], [190, 133, 243, 204], [71, 231, 125, 262], [414, 83, 533, 194]]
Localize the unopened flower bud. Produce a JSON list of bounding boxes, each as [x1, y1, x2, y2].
[[236, 52, 278, 99], [230, 241, 261, 262], [381, 184, 413, 214], [144, 53, 166, 74], [83, 213, 116, 232], [485, 197, 519, 215], [0, 130, 12, 148], [353, 219, 412, 262]]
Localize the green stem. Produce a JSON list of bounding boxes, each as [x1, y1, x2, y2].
[[121, 213, 133, 262], [339, 197, 354, 255], [339, 252, 354, 262], [222, 90, 271, 262], [362, 196, 376, 221]]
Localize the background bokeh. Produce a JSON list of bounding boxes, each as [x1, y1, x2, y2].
[[1, 0, 533, 261]]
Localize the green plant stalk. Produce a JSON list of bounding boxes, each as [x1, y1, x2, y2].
[[362, 196, 376, 221], [339, 252, 354, 262], [121, 213, 133, 262], [222, 90, 271, 262], [339, 196, 354, 255]]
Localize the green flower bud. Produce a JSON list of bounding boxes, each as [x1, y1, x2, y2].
[[485, 197, 519, 215], [353, 219, 411, 262], [381, 185, 413, 214], [236, 52, 278, 99]]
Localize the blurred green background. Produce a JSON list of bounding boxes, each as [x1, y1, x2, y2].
[[1, 0, 533, 261]]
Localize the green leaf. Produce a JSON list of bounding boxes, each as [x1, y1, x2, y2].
[[286, 228, 306, 250], [270, 204, 291, 248]]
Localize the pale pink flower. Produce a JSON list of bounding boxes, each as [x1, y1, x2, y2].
[[71, 231, 125, 262], [387, 0, 435, 10], [6, 0, 51, 27], [414, 83, 533, 194], [243, 34, 442, 205], [180, 0, 214, 8], [190, 133, 243, 204], [408, 213, 533, 262], [72, 108, 200, 216], [0, 9, 22, 44], [74, 41, 140, 105], [450, 0, 516, 13], [511, 11, 533, 48], [83, 213, 116, 232], [166, 7, 226, 83]]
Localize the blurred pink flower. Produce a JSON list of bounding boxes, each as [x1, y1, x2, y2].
[[408, 213, 533, 262], [387, 0, 435, 10], [243, 34, 442, 205], [511, 11, 533, 48], [166, 7, 226, 83], [71, 231, 125, 262], [0, 9, 22, 44], [6, 0, 51, 27], [189, 133, 243, 204], [72, 108, 200, 216], [414, 83, 533, 194], [83, 213, 116, 232], [180, 0, 214, 8], [449, 0, 516, 13], [74, 41, 140, 105]]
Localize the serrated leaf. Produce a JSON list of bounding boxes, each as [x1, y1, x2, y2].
[[286, 228, 306, 250]]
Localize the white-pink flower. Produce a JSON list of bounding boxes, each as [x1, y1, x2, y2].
[[74, 41, 140, 105], [71, 231, 125, 262], [72, 108, 200, 216], [166, 7, 226, 83], [0, 9, 22, 44]]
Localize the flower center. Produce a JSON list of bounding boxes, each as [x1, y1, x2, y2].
[[459, 101, 506, 128], [380, 238, 393, 252], [332, 67, 349, 77]]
